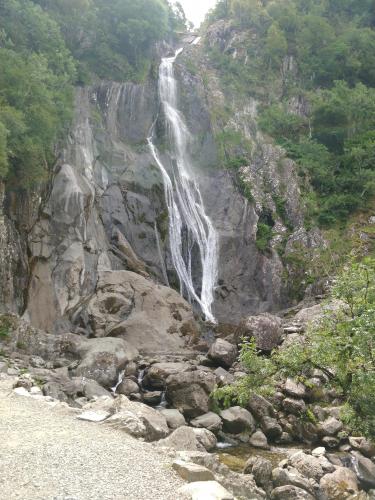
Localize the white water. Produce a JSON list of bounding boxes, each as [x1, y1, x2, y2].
[[148, 48, 218, 323], [111, 369, 125, 394]]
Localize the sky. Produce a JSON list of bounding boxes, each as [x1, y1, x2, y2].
[[178, 0, 218, 27]]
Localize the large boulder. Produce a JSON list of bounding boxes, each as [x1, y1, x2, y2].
[[73, 270, 199, 354], [349, 437, 375, 458], [220, 406, 255, 434], [248, 394, 276, 420], [320, 467, 359, 499], [193, 428, 217, 452], [157, 426, 206, 452], [249, 430, 269, 449], [143, 362, 192, 390], [237, 313, 282, 351], [284, 378, 307, 399], [178, 481, 234, 500], [172, 461, 215, 482], [208, 339, 238, 368], [272, 467, 314, 494], [351, 451, 375, 489], [270, 485, 314, 500], [160, 409, 186, 430], [288, 451, 335, 482], [244, 457, 273, 492], [190, 412, 223, 433], [73, 336, 139, 387], [166, 370, 216, 418], [320, 417, 343, 436], [260, 416, 282, 441]]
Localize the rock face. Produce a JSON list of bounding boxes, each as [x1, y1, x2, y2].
[[165, 370, 216, 418]]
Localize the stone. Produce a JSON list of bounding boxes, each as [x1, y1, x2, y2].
[[243, 457, 272, 491], [159, 409, 186, 430], [166, 370, 216, 418], [143, 362, 191, 390], [272, 467, 314, 494], [351, 451, 375, 489], [283, 398, 306, 415], [320, 467, 359, 499], [142, 391, 162, 405], [214, 367, 235, 386], [349, 436, 375, 458], [238, 313, 282, 351], [248, 394, 276, 420], [106, 410, 146, 438], [284, 378, 307, 399], [208, 339, 237, 368], [190, 412, 223, 433], [270, 485, 314, 500], [249, 430, 269, 449], [322, 436, 339, 449], [289, 451, 335, 481], [30, 386, 42, 395], [192, 428, 217, 452], [320, 417, 343, 436], [83, 379, 112, 399], [117, 378, 139, 396], [13, 387, 30, 397], [157, 426, 206, 452], [220, 406, 255, 434], [178, 481, 234, 500], [172, 460, 215, 482], [77, 410, 110, 422], [312, 447, 326, 457], [260, 416, 282, 440]]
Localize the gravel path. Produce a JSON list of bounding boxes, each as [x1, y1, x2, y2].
[[0, 377, 184, 500]]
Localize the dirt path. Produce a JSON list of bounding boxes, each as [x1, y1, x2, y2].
[[0, 376, 184, 500]]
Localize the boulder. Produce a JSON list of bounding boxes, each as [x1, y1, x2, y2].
[[160, 408, 186, 430], [172, 461, 215, 482], [220, 406, 255, 434], [106, 410, 146, 438], [272, 467, 314, 494], [83, 379, 112, 399], [260, 416, 282, 440], [178, 481, 234, 500], [73, 336, 139, 387], [142, 391, 162, 405], [190, 412, 223, 433], [248, 394, 276, 420], [320, 417, 343, 436], [322, 436, 339, 449], [214, 367, 235, 386], [238, 313, 282, 351], [143, 362, 192, 390], [351, 451, 375, 489], [244, 457, 273, 492], [249, 430, 269, 449], [157, 426, 206, 452], [320, 467, 359, 499], [289, 451, 335, 481], [193, 428, 217, 452], [284, 378, 307, 399], [283, 398, 306, 415], [270, 485, 314, 500], [117, 378, 139, 396], [166, 370, 216, 418], [349, 437, 375, 458], [208, 339, 237, 368]]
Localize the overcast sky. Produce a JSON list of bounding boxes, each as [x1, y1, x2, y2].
[[178, 0, 218, 27]]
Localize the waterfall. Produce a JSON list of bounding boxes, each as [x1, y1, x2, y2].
[[148, 48, 218, 323]]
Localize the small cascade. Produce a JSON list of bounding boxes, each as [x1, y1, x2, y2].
[[148, 47, 218, 323], [155, 391, 168, 410], [137, 369, 145, 388], [111, 369, 125, 394]]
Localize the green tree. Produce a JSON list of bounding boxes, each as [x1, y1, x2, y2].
[[265, 23, 288, 69]]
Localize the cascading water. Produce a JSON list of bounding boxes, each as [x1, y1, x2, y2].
[[148, 48, 218, 323]]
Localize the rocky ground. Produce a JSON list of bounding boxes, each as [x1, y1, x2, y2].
[[2, 300, 375, 499]]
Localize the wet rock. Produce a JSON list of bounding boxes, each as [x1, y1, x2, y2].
[[238, 313, 282, 351], [143, 362, 191, 390], [270, 485, 314, 499], [249, 430, 269, 449], [351, 451, 375, 489], [349, 437, 375, 458], [165, 370, 216, 418], [214, 367, 235, 386], [178, 480, 234, 500], [320, 417, 343, 436], [117, 379, 140, 397], [157, 409, 184, 430], [142, 391, 162, 405], [244, 457, 273, 492], [284, 378, 307, 399], [248, 394, 276, 420], [172, 460, 215, 482], [320, 467, 359, 499], [288, 451, 335, 481], [272, 467, 314, 494], [208, 339, 237, 368], [193, 428, 217, 452], [220, 406, 255, 434], [283, 398, 306, 415], [260, 416, 283, 441], [190, 412, 223, 433]]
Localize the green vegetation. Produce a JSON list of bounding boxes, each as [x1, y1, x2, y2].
[[206, 0, 375, 227], [214, 258, 375, 439], [0, 0, 183, 190]]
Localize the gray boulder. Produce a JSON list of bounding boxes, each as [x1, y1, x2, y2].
[[172, 460, 215, 482], [320, 467, 359, 499], [283, 398, 306, 416], [288, 451, 335, 481], [238, 313, 282, 351], [143, 362, 192, 390], [320, 417, 343, 436], [117, 378, 139, 396], [272, 467, 314, 494], [261, 416, 283, 440], [208, 339, 238, 368], [157, 426, 206, 452], [244, 457, 273, 492], [142, 391, 162, 405], [160, 408, 186, 430], [166, 370, 216, 418], [220, 406, 255, 434], [190, 412, 223, 433], [248, 394, 276, 420], [178, 481, 234, 500], [249, 430, 269, 449], [284, 378, 307, 399], [351, 451, 375, 489], [270, 485, 314, 500], [349, 437, 375, 458], [193, 428, 217, 451], [214, 367, 235, 386]]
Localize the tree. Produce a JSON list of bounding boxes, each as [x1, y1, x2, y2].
[[265, 23, 288, 69]]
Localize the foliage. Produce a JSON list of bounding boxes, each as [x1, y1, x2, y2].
[[256, 223, 273, 253]]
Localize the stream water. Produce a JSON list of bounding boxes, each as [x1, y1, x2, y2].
[[148, 48, 218, 323]]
